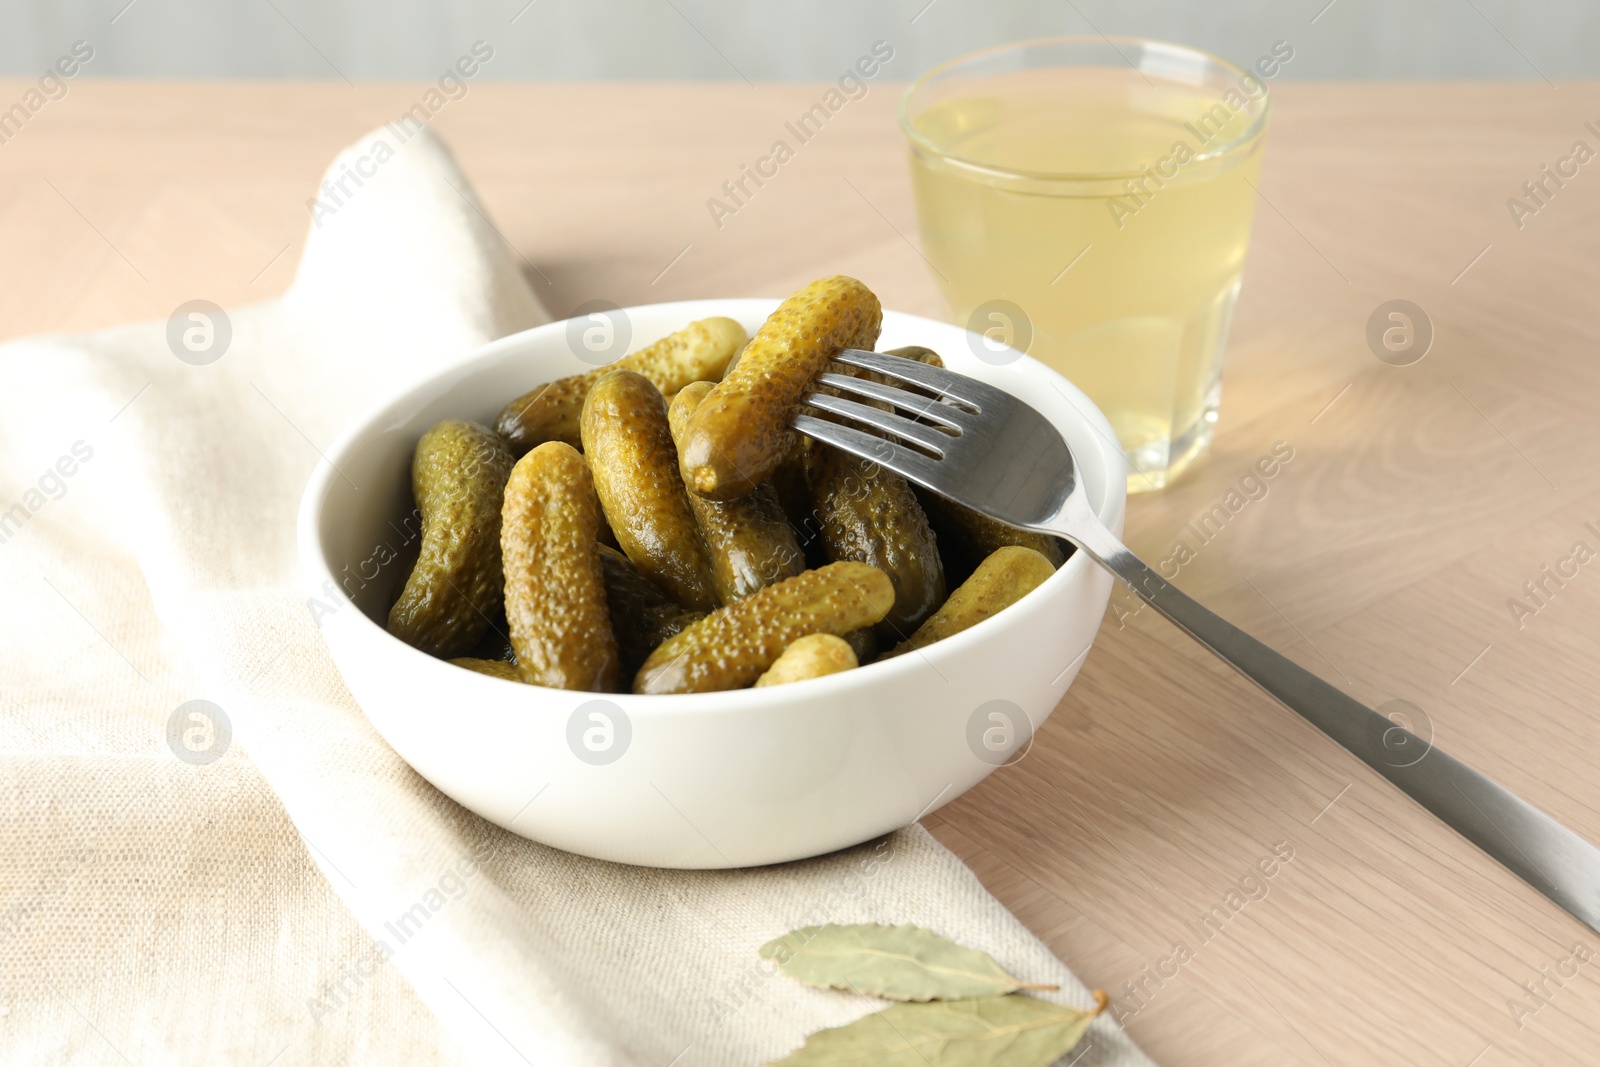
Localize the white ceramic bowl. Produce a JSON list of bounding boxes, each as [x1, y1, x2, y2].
[[297, 299, 1125, 869]]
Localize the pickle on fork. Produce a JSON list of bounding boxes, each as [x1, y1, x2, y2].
[[677, 276, 881, 500]]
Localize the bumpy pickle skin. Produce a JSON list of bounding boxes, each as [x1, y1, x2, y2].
[[633, 561, 894, 695], [500, 442, 621, 691], [495, 316, 747, 454], [803, 444, 946, 642], [722, 338, 752, 378], [597, 543, 705, 673], [678, 276, 881, 500], [387, 419, 516, 659], [667, 382, 805, 603], [881, 546, 1056, 659], [581, 370, 720, 612], [450, 657, 522, 681], [755, 633, 859, 687]]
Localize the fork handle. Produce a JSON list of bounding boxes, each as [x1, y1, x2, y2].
[[1071, 522, 1600, 934]]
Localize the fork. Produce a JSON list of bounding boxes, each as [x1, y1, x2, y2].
[[796, 348, 1600, 934]]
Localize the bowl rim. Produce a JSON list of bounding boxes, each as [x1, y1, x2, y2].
[[296, 297, 1127, 715]]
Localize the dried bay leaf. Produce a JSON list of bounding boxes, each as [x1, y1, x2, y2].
[[767, 992, 1108, 1067], [758, 923, 1057, 1001]]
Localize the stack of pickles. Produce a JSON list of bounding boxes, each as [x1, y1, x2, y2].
[[384, 276, 1068, 695]]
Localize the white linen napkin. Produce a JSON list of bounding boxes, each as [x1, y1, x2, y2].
[[0, 126, 1154, 1067]]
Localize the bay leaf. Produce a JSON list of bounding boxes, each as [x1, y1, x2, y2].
[[767, 992, 1108, 1066], [758, 923, 1057, 1001]]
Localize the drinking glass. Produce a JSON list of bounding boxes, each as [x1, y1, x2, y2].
[[901, 37, 1271, 491]]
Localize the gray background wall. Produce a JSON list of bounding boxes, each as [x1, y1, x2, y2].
[[0, 0, 1587, 82]]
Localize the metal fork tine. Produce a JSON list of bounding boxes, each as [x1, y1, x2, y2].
[[833, 349, 1011, 413], [798, 393, 953, 455], [813, 372, 967, 429], [793, 415, 947, 490]]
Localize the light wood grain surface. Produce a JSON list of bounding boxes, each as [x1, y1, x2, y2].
[[3, 80, 1598, 1065]]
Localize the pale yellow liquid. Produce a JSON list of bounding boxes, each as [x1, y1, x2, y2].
[[908, 76, 1265, 490]]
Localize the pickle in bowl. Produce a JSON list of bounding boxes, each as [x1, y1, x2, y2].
[[677, 275, 881, 500], [755, 633, 859, 688], [803, 443, 946, 642], [368, 282, 1079, 699], [387, 419, 516, 660], [500, 441, 621, 691], [668, 381, 806, 603], [633, 561, 894, 695], [581, 370, 720, 613], [496, 316, 746, 453]]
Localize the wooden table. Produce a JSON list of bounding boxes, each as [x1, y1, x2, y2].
[[5, 81, 1598, 1065]]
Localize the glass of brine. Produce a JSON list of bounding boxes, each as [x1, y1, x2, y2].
[[900, 38, 1272, 492]]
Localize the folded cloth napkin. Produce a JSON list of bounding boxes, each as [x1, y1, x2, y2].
[[0, 127, 1154, 1067]]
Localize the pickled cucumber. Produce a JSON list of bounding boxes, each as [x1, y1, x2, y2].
[[501, 442, 620, 691], [668, 382, 805, 602], [398, 308, 1061, 696], [768, 435, 813, 523], [633, 561, 894, 694], [804, 444, 945, 642], [881, 546, 1056, 659], [581, 370, 719, 612], [841, 627, 878, 664], [387, 419, 515, 659], [450, 657, 521, 681], [597, 543, 705, 673], [754, 633, 858, 687], [917, 489, 1066, 575], [678, 276, 881, 500], [768, 435, 829, 567], [496, 316, 746, 453]]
